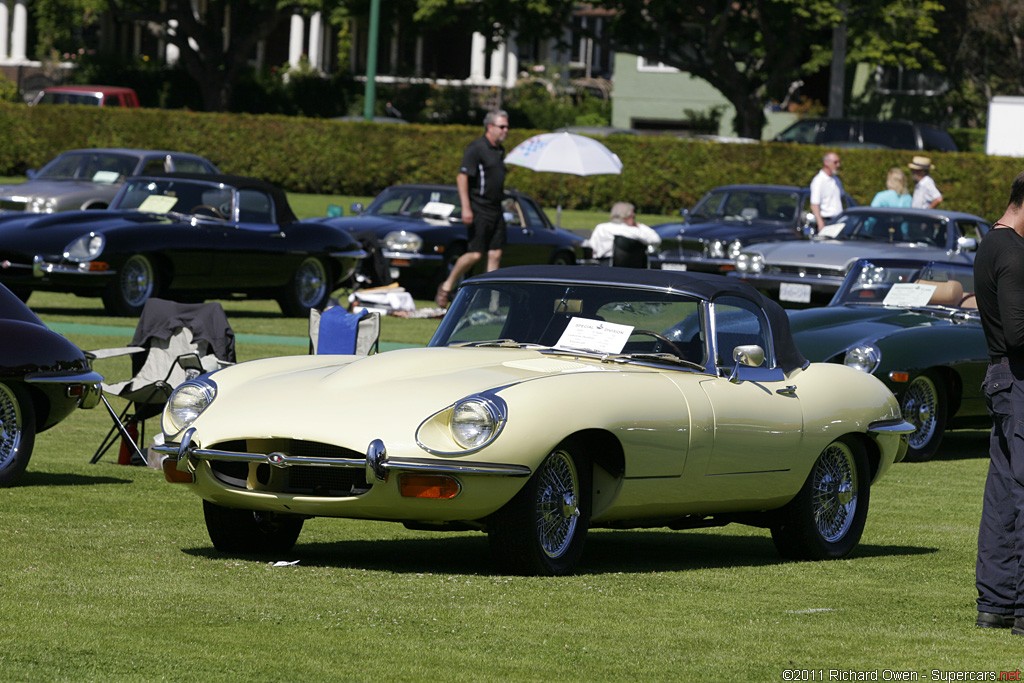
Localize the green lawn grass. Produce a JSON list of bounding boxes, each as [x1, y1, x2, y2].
[[1, 293, 1020, 679]]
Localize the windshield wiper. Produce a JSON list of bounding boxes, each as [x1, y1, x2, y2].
[[602, 352, 706, 370], [452, 339, 534, 348]]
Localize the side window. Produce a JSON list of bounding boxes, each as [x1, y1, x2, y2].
[[956, 220, 983, 242], [712, 296, 771, 367], [502, 198, 524, 227], [141, 157, 170, 175], [237, 189, 274, 223]]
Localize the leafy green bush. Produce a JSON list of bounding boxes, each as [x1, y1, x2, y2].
[[0, 103, 1009, 219]]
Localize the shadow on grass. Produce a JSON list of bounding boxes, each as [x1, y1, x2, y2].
[[905, 429, 989, 464], [181, 528, 936, 576], [16, 470, 133, 486]]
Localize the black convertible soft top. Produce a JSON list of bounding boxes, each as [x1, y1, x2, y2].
[[130, 172, 298, 225], [465, 265, 809, 373]]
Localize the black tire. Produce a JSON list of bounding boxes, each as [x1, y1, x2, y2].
[[549, 251, 574, 266], [0, 382, 36, 487], [770, 436, 870, 560], [102, 254, 160, 316], [488, 441, 591, 576], [278, 256, 331, 317], [899, 372, 947, 462], [203, 500, 304, 554]]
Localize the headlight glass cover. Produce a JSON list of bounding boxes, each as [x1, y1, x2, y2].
[[63, 232, 106, 262], [844, 345, 881, 374], [28, 196, 58, 213], [163, 380, 217, 434], [735, 252, 764, 273], [449, 396, 506, 450], [726, 240, 743, 259], [708, 240, 726, 258], [383, 230, 423, 252]]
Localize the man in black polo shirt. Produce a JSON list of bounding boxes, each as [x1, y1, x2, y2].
[[973, 170, 1024, 636], [435, 109, 509, 308]]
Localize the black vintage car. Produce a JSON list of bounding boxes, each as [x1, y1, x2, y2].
[[313, 184, 585, 295], [653, 184, 856, 274], [0, 283, 101, 485], [0, 174, 366, 316]]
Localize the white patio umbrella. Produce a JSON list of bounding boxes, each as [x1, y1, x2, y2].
[[504, 131, 623, 225]]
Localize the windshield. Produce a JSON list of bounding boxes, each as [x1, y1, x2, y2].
[[834, 212, 948, 247], [690, 189, 801, 223], [115, 178, 234, 217], [367, 187, 462, 220], [37, 152, 137, 182], [831, 260, 977, 309], [430, 281, 708, 365]]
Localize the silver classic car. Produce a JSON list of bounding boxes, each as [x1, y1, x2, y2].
[[157, 266, 911, 575], [732, 207, 989, 306]]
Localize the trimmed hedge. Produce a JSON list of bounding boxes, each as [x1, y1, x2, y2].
[[1, 103, 1019, 220]]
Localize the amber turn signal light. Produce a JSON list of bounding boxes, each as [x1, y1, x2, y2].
[[888, 371, 910, 383], [162, 457, 195, 484], [398, 474, 460, 499]]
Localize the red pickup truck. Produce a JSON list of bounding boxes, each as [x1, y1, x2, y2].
[[30, 85, 140, 108]]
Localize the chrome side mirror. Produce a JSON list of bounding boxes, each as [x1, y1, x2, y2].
[[350, 202, 364, 215], [957, 236, 978, 252], [728, 344, 765, 382]]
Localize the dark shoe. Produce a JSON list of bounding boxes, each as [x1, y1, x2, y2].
[[1013, 617, 1024, 636], [977, 611, 1015, 629]]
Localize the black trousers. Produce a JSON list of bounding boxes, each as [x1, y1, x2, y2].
[[977, 359, 1024, 617]]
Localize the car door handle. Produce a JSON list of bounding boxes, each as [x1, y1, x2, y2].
[[776, 385, 797, 396]]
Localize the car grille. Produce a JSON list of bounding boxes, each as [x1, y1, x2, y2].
[[208, 439, 372, 497], [763, 264, 844, 279], [677, 238, 708, 258], [0, 199, 26, 211]]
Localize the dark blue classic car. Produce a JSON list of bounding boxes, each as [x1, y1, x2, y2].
[[314, 184, 584, 295], [789, 258, 988, 461], [653, 184, 855, 274], [0, 282, 101, 486], [0, 174, 365, 316]]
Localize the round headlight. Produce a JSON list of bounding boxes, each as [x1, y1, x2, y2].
[[63, 233, 106, 262], [383, 230, 423, 252], [726, 240, 743, 259], [708, 240, 726, 258], [450, 397, 505, 450], [28, 197, 58, 214], [844, 345, 881, 374], [163, 381, 217, 434]]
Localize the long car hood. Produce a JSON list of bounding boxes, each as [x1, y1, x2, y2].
[[788, 305, 941, 361], [190, 346, 629, 447], [314, 214, 456, 239], [656, 220, 791, 242], [0, 210, 168, 254], [746, 239, 955, 269]]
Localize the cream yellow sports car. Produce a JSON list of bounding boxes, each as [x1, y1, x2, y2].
[[157, 266, 912, 575]]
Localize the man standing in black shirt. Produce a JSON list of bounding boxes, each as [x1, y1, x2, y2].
[[435, 109, 509, 308], [973, 171, 1024, 636]]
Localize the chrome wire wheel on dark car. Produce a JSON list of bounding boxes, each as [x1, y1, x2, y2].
[[103, 254, 159, 316], [900, 372, 947, 462], [0, 382, 35, 487], [771, 437, 869, 560], [279, 256, 330, 316], [489, 441, 591, 576]]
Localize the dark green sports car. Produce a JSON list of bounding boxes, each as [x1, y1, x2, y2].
[[788, 258, 989, 461]]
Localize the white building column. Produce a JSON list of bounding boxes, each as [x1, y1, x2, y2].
[[308, 11, 322, 71], [0, 1, 10, 62], [166, 19, 180, 65], [10, 0, 26, 62], [288, 13, 304, 69], [469, 32, 487, 83]]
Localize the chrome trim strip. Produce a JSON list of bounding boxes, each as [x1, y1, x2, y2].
[[24, 370, 104, 384], [327, 248, 368, 260], [382, 250, 443, 262], [867, 419, 916, 435]]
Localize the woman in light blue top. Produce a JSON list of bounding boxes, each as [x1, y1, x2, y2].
[[871, 167, 913, 208]]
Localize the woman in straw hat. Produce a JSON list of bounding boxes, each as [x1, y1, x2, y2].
[[909, 155, 943, 209]]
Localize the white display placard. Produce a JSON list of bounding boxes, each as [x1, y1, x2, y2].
[[137, 195, 179, 214], [421, 201, 455, 218], [554, 317, 633, 354], [883, 283, 935, 307], [779, 282, 811, 303]]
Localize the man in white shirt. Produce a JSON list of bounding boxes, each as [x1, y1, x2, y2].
[[587, 202, 662, 261], [809, 151, 843, 233], [909, 156, 943, 209]]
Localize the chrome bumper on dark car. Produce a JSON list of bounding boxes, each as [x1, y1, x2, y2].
[[155, 431, 532, 485], [24, 370, 103, 409], [32, 256, 115, 279]]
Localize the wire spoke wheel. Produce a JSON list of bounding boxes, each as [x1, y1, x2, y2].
[[119, 254, 157, 309], [0, 382, 35, 486], [810, 441, 858, 543], [900, 373, 946, 461], [534, 449, 581, 559]]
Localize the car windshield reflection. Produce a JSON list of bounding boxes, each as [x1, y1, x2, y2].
[[116, 179, 234, 219], [831, 259, 977, 310], [690, 190, 802, 223], [834, 213, 947, 247], [367, 187, 462, 220]]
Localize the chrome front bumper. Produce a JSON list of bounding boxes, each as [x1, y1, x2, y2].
[[155, 430, 532, 485]]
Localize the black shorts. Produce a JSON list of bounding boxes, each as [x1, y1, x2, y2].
[[467, 206, 507, 253]]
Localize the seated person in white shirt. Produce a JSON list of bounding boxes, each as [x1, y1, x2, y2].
[[586, 202, 662, 261]]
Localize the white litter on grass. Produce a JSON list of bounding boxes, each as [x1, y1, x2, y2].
[[272, 560, 300, 567], [785, 608, 835, 614]]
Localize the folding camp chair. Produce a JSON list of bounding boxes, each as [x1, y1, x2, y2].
[[612, 235, 649, 268], [309, 306, 381, 355], [87, 298, 236, 465]]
